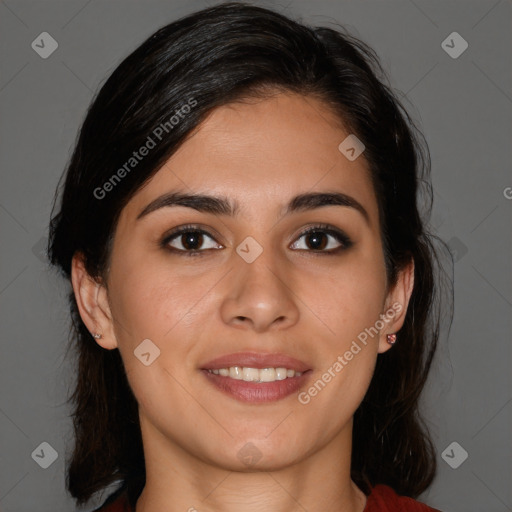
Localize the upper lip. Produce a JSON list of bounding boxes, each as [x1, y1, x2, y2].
[[200, 352, 311, 372]]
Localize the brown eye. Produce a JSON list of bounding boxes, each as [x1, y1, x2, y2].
[[304, 231, 328, 250], [164, 227, 222, 254], [290, 225, 352, 253], [180, 232, 204, 250]]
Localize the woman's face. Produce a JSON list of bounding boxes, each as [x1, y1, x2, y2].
[[76, 92, 412, 471]]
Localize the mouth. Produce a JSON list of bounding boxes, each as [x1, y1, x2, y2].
[[200, 352, 312, 403], [205, 366, 305, 382]]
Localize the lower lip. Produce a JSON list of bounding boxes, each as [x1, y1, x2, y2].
[[201, 370, 312, 403]]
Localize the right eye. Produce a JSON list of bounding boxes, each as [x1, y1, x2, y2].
[[167, 231, 220, 252], [162, 225, 223, 256]]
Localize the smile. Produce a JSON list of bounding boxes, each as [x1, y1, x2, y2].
[[206, 366, 303, 383]]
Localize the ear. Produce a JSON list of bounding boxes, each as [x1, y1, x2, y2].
[[378, 258, 415, 354], [71, 252, 118, 350]]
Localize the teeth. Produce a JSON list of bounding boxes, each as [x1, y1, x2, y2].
[[259, 368, 276, 382], [207, 366, 303, 382], [229, 366, 243, 380], [243, 367, 260, 382], [276, 368, 288, 380]]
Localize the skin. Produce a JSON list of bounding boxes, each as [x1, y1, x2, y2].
[[72, 91, 414, 512]]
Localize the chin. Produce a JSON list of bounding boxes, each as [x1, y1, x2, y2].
[[206, 438, 304, 472]]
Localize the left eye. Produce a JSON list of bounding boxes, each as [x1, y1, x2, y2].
[[290, 228, 347, 252]]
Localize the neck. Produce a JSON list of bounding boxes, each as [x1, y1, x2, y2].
[[135, 415, 367, 512]]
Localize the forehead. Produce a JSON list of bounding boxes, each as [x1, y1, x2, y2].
[[123, 92, 379, 226]]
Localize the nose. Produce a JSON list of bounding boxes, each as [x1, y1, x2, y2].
[[219, 250, 300, 333]]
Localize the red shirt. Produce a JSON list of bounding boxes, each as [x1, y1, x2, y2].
[[95, 484, 442, 511]]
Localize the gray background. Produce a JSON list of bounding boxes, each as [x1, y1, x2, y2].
[[0, 0, 511, 511]]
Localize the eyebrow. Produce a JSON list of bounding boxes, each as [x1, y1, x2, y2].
[[136, 191, 369, 224]]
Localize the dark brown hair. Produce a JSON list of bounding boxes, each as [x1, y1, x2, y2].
[[48, 1, 453, 507]]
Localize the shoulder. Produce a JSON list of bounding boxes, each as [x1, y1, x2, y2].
[[364, 484, 443, 512], [92, 486, 133, 512]]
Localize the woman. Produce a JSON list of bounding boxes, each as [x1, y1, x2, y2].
[[48, 2, 451, 511]]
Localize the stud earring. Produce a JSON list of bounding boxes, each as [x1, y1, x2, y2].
[[92, 333, 103, 339], [386, 333, 397, 345]]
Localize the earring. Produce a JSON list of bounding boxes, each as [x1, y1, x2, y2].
[[386, 333, 397, 345], [92, 333, 103, 339]]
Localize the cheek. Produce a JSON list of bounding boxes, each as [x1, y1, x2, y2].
[[107, 261, 220, 395], [302, 250, 386, 417], [303, 254, 387, 342], [108, 258, 212, 340]]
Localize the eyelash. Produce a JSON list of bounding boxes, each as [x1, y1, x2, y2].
[[160, 223, 353, 257]]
